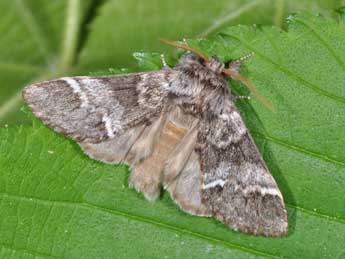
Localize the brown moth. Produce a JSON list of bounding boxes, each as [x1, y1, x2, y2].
[[23, 39, 288, 236]]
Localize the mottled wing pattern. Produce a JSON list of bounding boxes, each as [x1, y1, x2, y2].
[[23, 71, 177, 143], [197, 102, 288, 236]]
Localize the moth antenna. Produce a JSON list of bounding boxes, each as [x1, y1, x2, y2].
[[229, 52, 255, 71], [236, 52, 255, 63], [222, 68, 276, 112], [159, 38, 211, 64]]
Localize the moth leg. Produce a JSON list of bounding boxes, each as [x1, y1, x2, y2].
[[160, 54, 170, 68], [165, 151, 211, 216], [234, 95, 251, 100], [129, 121, 187, 201], [228, 52, 255, 73], [163, 120, 198, 186]]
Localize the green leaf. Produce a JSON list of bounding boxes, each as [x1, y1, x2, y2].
[[1, 11, 345, 258], [1, 0, 344, 125]]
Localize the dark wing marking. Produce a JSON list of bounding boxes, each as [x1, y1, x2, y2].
[[23, 70, 177, 143], [197, 103, 288, 236]]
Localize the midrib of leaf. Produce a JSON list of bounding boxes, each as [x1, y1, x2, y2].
[[0, 0, 83, 121], [287, 204, 345, 225], [199, 0, 267, 37], [0, 192, 286, 259]]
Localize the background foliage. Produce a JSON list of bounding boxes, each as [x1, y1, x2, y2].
[[0, 0, 345, 258]]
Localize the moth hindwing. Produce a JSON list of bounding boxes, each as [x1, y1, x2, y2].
[[23, 45, 287, 237]]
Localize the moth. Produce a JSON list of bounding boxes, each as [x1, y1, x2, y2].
[[23, 39, 288, 236]]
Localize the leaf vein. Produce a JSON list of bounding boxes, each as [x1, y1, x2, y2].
[[24, 201, 37, 255], [294, 17, 345, 72], [0, 192, 291, 259], [61, 206, 78, 258], [0, 243, 58, 259], [38, 202, 54, 254], [223, 34, 345, 104], [252, 131, 345, 167], [4, 191, 345, 258]]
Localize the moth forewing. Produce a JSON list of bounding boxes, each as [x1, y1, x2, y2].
[[23, 42, 287, 237]]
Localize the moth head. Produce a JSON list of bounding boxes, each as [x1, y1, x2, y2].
[[160, 38, 275, 112], [207, 56, 225, 74]]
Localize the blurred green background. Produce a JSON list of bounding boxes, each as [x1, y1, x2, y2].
[[0, 0, 344, 126]]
